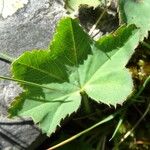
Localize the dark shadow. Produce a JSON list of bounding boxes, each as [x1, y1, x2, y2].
[[0, 119, 33, 125], [0, 58, 11, 64]]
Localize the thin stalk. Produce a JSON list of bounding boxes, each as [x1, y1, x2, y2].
[[119, 101, 150, 145], [88, 0, 112, 36], [0, 53, 15, 63], [112, 76, 150, 149], [96, 135, 106, 150], [101, 136, 106, 150], [134, 75, 150, 98], [82, 92, 91, 114], [109, 113, 124, 141], [48, 110, 122, 150], [125, 76, 150, 108]]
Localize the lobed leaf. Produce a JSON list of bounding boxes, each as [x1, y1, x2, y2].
[[9, 17, 140, 136]]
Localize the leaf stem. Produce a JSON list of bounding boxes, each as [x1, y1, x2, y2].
[[0, 53, 15, 63], [134, 75, 150, 98], [109, 113, 124, 141], [48, 112, 119, 150], [82, 92, 91, 114]]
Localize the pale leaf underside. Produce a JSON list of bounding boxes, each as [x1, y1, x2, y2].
[[9, 18, 140, 135]]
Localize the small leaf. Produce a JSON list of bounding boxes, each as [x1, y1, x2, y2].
[[119, 0, 150, 40]]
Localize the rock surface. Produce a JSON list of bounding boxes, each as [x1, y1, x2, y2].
[[0, 0, 64, 149]]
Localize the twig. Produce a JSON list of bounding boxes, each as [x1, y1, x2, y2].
[[47, 112, 119, 150], [88, 0, 112, 36], [119, 100, 150, 145], [0, 53, 15, 63]]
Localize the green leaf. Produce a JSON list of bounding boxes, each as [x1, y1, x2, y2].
[[119, 0, 150, 40], [12, 18, 92, 85], [78, 25, 140, 105], [65, 0, 103, 13], [9, 17, 91, 135], [9, 83, 81, 135], [9, 17, 140, 136]]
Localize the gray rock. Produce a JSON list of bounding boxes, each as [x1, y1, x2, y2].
[[0, 0, 65, 149]]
